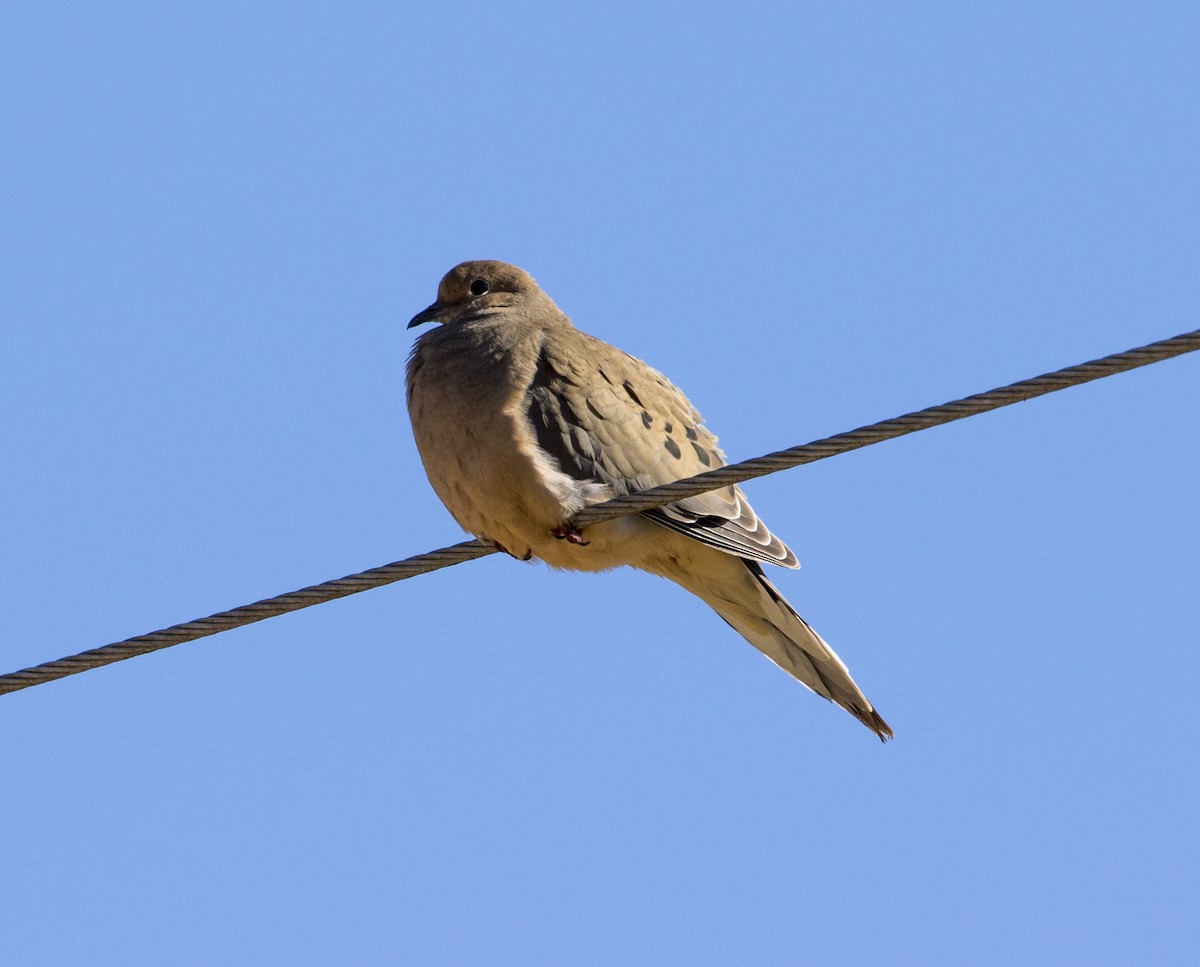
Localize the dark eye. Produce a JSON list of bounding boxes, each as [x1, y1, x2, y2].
[[469, 278, 490, 296]]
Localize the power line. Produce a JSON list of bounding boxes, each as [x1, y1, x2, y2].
[[573, 329, 1200, 526], [2, 328, 1197, 698]]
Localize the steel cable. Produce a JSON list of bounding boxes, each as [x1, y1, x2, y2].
[[2, 328, 1196, 697]]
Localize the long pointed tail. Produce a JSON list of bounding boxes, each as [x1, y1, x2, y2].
[[660, 549, 892, 740], [740, 561, 892, 740]]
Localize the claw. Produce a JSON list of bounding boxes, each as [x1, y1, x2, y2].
[[550, 523, 589, 546]]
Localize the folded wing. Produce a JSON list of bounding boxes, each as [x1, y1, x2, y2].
[[526, 330, 798, 569]]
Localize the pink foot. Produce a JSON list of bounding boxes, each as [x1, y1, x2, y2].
[[550, 523, 589, 546]]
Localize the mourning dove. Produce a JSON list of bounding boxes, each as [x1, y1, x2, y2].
[[406, 260, 891, 740]]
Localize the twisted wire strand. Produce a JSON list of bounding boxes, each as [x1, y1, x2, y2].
[[2, 328, 1196, 698], [573, 329, 1200, 525]]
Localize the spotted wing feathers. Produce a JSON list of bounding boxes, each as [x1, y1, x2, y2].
[[526, 331, 798, 568]]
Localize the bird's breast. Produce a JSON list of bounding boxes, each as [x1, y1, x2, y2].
[[407, 333, 593, 556]]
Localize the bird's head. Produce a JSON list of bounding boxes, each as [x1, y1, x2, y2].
[[407, 260, 544, 329]]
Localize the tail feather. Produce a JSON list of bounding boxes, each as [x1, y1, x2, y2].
[[746, 562, 892, 740], [669, 551, 892, 741]]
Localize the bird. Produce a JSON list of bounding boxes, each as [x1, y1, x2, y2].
[[406, 260, 891, 740]]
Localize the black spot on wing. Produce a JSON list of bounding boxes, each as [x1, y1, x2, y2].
[[623, 380, 644, 407], [664, 438, 682, 459], [691, 442, 712, 466], [640, 411, 652, 429]]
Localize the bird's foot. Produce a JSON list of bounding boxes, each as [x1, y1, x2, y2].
[[550, 523, 589, 546], [492, 541, 532, 561]]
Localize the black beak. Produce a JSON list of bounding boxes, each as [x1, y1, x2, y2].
[[407, 302, 446, 329]]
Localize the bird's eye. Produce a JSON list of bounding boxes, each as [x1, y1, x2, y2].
[[469, 279, 490, 296]]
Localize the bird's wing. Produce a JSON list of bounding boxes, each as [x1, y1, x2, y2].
[[525, 328, 798, 568]]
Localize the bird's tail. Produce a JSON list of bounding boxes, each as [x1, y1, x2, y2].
[[661, 552, 892, 740]]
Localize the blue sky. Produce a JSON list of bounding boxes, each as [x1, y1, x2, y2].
[[2, 2, 1198, 964]]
